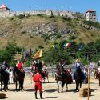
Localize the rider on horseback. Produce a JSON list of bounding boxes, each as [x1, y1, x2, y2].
[[74, 59, 86, 81], [2, 61, 10, 71], [16, 60, 24, 73], [75, 59, 82, 71]]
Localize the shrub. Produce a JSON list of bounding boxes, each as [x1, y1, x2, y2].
[[83, 20, 100, 29], [16, 14, 25, 19]]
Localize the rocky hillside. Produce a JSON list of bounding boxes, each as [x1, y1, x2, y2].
[[0, 14, 100, 49]]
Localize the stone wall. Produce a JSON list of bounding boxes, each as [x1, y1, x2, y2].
[[0, 9, 82, 19]]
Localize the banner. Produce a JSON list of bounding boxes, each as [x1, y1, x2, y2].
[[33, 49, 42, 59]]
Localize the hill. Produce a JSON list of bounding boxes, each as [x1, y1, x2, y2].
[[0, 14, 100, 50]]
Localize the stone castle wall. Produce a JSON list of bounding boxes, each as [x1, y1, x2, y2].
[[0, 9, 78, 18]]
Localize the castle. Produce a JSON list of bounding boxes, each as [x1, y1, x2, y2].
[[0, 4, 98, 22], [0, 4, 81, 19]]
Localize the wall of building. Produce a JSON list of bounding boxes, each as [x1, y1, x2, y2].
[[86, 11, 97, 22], [0, 9, 77, 19]]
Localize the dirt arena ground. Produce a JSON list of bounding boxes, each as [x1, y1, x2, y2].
[[1, 75, 100, 100]]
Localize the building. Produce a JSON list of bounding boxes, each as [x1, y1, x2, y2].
[[0, 4, 10, 11], [85, 10, 97, 22]]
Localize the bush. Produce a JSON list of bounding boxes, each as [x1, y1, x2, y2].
[[16, 14, 25, 19], [62, 17, 71, 22], [83, 21, 100, 29], [56, 34, 61, 38], [69, 35, 77, 40], [9, 17, 14, 21]]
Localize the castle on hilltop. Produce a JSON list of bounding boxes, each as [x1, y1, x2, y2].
[[0, 4, 98, 22]]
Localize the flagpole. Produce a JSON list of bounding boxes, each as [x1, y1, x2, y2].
[[88, 66, 90, 100]]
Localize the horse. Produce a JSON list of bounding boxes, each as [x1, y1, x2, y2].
[[41, 69, 49, 83], [0, 67, 9, 91], [94, 68, 99, 79], [74, 68, 85, 92], [95, 68, 100, 86], [13, 66, 25, 91], [55, 69, 73, 93]]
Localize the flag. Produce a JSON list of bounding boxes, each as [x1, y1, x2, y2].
[[64, 42, 71, 49], [78, 44, 83, 50], [90, 62, 94, 70], [33, 49, 42, 59], [50, 45, 57, 50]]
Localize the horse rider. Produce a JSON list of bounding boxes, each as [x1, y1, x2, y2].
[[74, 59, 85, 81], [16, 60, 24, 72], [33, 69, 43, 99], [75, 59, 82, 71], [38, 59, 43, 73], [2, 61, 10, 71]]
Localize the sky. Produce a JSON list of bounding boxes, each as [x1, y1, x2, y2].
[[0, 0, 100, 22]]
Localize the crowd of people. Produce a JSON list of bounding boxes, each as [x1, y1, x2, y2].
[[1, 58, 100, 99]]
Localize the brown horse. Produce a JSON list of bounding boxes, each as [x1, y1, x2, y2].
[[95, 69, 100, 86], [55, 69, 73, 93], [97, 72, 100, 86], [94, 68, 98, 79]]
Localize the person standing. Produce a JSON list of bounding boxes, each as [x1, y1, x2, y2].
[[33, 70, 43, 99]]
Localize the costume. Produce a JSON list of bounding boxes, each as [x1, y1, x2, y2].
[[75, 62, 82, 70], [17, 62, 23, 70], [33, 73, 42, 91], [98, 67, 100, 73], [33, 72, 42, 99]]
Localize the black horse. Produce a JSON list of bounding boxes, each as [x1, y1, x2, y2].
[[41, 70, 49, 83], [74, 68, 85, 91], [0, 67, 9, 91], [13, 66, 25, 91]]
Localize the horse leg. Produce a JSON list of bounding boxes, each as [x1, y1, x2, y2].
[[99, 78, 100, 86], [47, 75, 49, 83], [20, 80, 24, 91], [58, 82, 59, 93], [80, 81, 82, 88], [1, 80, 2, 91], [19, 81, 22, 91], [76, 81, 79, 91], [3, 80, 8, 91], [15, 81, 18, 91], [66, 83, 68, 91], [62, 81, 65, 92]]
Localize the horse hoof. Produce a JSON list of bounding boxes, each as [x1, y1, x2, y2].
[[76, 89, 79, 92]]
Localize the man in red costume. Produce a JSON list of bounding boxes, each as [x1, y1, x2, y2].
[[33, 70, 43, 99], [16, 60, 24, 72]]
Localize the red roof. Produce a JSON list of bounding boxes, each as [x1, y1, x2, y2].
[[86, 9, 96, 13], [0, 4, 7, 9]]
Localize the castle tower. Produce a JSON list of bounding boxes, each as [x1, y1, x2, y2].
[[85, 10, 97, 22], [0, 4, 10, 12]]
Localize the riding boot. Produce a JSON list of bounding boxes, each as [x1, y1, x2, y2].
[[40, 92, 43, 99], [35, 91, 38, 99]]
